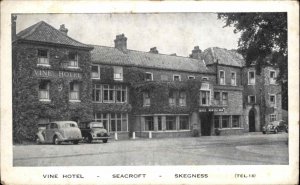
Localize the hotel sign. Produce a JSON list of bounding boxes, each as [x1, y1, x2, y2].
[[33, 69, 82, 79], [199, 107, 225, 112]]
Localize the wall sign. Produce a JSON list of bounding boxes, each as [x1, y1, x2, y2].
[[199, 107, 225, 112], [33, 69, 82, 79]]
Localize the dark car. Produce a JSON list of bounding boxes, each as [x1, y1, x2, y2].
[[78, 121, 110, 143], [36, 121, 83, 144], [262, 120, 288, 134]]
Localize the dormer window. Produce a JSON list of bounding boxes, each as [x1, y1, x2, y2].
[[270, 70, 276, 84], [68, 52, 78, 68], [219, 70, 225, 85], [91, 65, 100, 79], [37, 49, 49, 66], [145, 72, 153, 81], [114, 66, 123, 81], [173, 75, 181, 81]]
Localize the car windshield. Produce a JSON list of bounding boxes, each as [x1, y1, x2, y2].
[[90, 122, 103, 128], [62, 122, 78, 128]]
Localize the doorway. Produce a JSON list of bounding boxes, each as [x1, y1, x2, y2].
[[249, 109, 256, 132], [200, 112, 212, 136]]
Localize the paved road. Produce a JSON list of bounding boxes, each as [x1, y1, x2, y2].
[[13, 133, 288, 166]]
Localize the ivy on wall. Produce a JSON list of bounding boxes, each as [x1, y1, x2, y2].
[[13, 43, 93, 143]]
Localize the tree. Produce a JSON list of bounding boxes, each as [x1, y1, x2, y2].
[[218, 13, 288, 110]]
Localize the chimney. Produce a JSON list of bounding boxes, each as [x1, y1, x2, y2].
[[190, 46, 202, 59], [114, 34, 127, 51], [59, 24, 68, 35], [11, 15, 17, 41], [149, 47, 159, 54]]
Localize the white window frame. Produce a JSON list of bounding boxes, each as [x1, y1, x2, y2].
[[113, 66, 123, 81], [202, 77, 209, 80], [168, 90, 176, 106], [37, 49, 50, 67], [269, 94, 276, 107], [248, 71, 256, 85], [230, 71, 237, 86], [219, 70, 225, 85], [144, 116, 154, 131], [248, 95, 256, 104], [232, 115, 240, 128], [103, 85, 115, 103], [38, 80, 50, 101], [143, 91, 151, 106], [269, 70, 276, 84], [179, 115, 190, 130], [188, 76, 195, 80], [269, 114, 277, 122], [145, 72, 153, 81], [69, 81, 80, 102], [173, 74, 181, 81], [68, 52, 79, 68], [92, 84, 102, 102], [91, 64, 100, 79], [200, 90, 211, 106], [115, 85, 127, 103], [221, 92, 228, 106], [179, 91, 186, 106]]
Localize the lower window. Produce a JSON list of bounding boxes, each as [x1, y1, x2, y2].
[[179, 116, 189, 130], [94, 113, 128, 132], [232, 115, 240, 128], [145, 116, 154, 131], [222, 116, 230, 128], [269, 114, 277, 122], [166, 116, 176, 130], [214, 116, 220, 128]]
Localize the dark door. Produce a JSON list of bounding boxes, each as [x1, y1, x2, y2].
[[249, 109, 256, 132], [200, 113, 212, 136]]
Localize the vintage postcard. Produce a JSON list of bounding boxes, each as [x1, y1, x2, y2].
[[1, 1, 299, 185]]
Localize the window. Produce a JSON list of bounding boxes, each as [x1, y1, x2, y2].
[[166, 116, 176, 130], [222, 116, 230, 128], [95, 113, 109, 130], [200, 90, 210, 106], [173, 75, 181, 81], [269, 94, 276, 106], [269, 114, 277, 122], [219, 70, 225, 85], [202, 77, 209, 80], [68, 52, 78, 68], [248, 95, 256, 104], [231, 72, 236, 86], [270, 70, 276, 84], [214, 116, 220, 128], [248, 71, 255, 85], [50, 123, 58, 129], [157, 116, 162, 131], [188, 76, 195, 80], [69, 81, 80, 101], [179, 116, 189, 130], [103, 85, 115, 102], [145, 72, 153, 81], [92, 84, 102, 102], [114, 66, 123, 81], [91, 65, 100, 79], [169, 90, 176, 106], [222, 92, 228, 105], [110, 113, 122, 132], [145, 116, 154, 131], [143, 91, 150, 106], [232, 116, 240, 128], [37, 49, 49, 65], [179, 91, 186, 106], [116, 85, 127, 103], [214, 92, 220, 105], [39, 80, 50, 101]]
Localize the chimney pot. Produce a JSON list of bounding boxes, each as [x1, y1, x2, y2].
[[190, 46, 202, 59], [59, 24, 68, 35], [114, 34, 127, 51], [149, 47, 159, 54]]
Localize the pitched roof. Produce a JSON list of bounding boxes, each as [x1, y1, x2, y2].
[[16, 21, 92, 49], [201, 47, 245, 67], [90, 45, 210, 73]]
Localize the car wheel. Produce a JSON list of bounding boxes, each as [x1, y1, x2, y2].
[[73, 141, 79, 145], [87, 135, 93, 143], [53, 136, 61, 145], [103, 139, 108, 143]]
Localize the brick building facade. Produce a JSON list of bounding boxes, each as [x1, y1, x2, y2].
[[12, 20, 283, 141]]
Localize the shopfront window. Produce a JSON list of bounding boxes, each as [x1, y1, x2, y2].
[[222, 116, 229, 128], [95, 113, 109, 130], [179, 116, 189, 130], [145, 116, 154, 131], [214, 116, 220, 128], [166, 116, 176, 130], [232, 115, 240, 128]]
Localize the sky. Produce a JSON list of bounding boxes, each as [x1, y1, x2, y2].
[[16, 13, 240, 57]]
